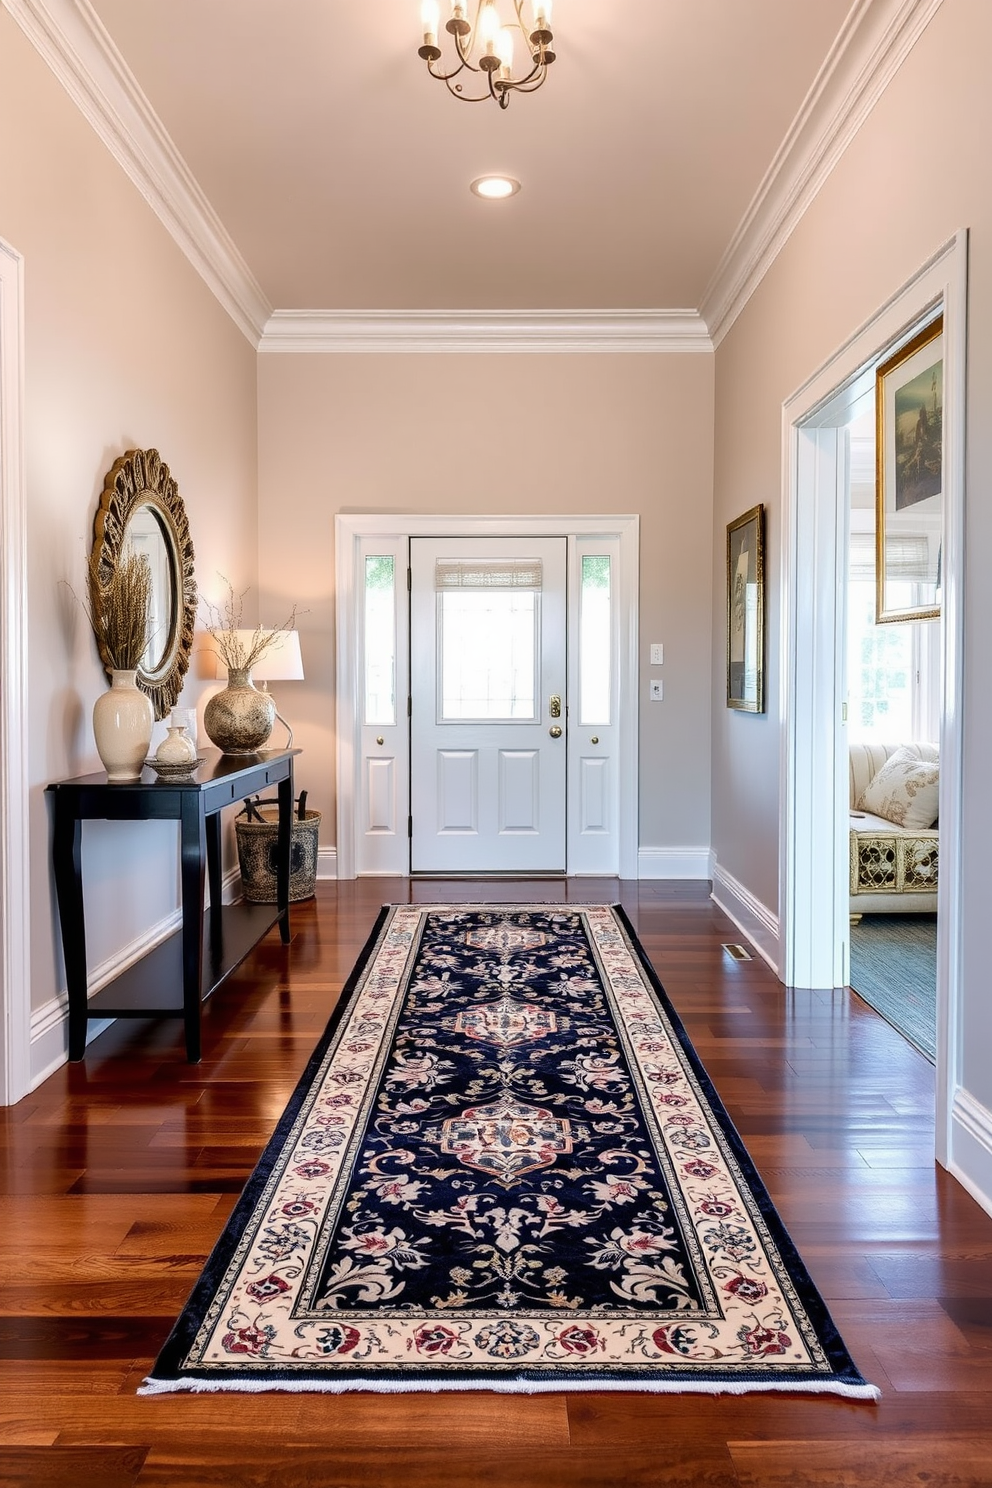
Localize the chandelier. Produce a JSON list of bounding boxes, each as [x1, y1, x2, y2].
[[418, 1, 555, 109]]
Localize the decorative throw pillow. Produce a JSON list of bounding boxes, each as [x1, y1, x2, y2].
[[858, 746, 939, 829]]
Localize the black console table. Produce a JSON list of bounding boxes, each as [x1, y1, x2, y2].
[[47, 748, 300, 1063]]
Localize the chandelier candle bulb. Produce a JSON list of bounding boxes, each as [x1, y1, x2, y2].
[[497, 26, 514, 71], [421, 0, 439, 46], [480, 2, 498, 50]]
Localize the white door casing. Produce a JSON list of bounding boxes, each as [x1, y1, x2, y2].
[[336, 514, 639, 881], [410, 536, 567, 874], [0, 237, 30, 1106]]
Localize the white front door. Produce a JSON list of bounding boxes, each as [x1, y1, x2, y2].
[[410, 536, 567, 873]]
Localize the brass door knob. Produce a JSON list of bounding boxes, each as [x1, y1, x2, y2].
[[376, 736, 384, 746], [549, 725, 563, 739]]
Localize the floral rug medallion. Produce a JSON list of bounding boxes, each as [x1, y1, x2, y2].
[[142, 904, 878, 1398]]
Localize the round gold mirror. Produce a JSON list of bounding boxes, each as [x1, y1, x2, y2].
[[91, 449, 196, 719]]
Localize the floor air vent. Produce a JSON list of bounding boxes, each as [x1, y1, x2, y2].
[[722, 943, 752, 961]]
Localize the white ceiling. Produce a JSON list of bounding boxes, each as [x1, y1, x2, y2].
[[86, 0, 856, 314]]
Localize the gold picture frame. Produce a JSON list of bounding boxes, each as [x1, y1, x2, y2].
[[875, 315, 942, 624], [727, 504, 765, 713]]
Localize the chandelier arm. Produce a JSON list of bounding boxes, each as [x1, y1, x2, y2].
[[507, 64, 547, 93], [500, 57, 545, 93], [443, 77, 494, 100], [454, 25, 481, 70], [486, 69, 512, 108], [428, 58, 474, 84], [427, 45, 484, 84]]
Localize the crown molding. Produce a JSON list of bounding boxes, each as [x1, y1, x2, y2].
[[5, 0, 940, 357], [258, 309, 713, 354], [3, 0, 271, 345], [700, 0, 945, 348]]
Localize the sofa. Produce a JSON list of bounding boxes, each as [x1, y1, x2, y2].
[[849, 742, 939, 918]]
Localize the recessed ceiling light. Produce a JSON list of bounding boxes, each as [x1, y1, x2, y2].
[[470, 175, 521, 200]]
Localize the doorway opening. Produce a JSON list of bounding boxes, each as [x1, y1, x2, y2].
[[845, 409, 940, 1061], [335, 514, 639, 882], [781, 232, 965, 1168]]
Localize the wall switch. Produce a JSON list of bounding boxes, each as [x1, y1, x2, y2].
[[650, 643, 664, 666], [649, 679, 663, 701]]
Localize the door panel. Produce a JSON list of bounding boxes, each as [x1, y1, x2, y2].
[[365, 756, 396, 835], [579, 754, 609, 835], [411, 537, 566, 872], [437, 750, 478, 833], [498, 750, 539, 833]]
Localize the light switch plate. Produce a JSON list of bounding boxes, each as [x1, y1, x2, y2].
[[650, 643, 664, 665], [649, 679, 663, 701]]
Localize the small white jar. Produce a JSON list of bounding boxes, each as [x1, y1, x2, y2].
[[154, 723, 198, 766]]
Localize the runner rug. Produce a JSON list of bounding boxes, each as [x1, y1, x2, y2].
[[141, 904, 878, 1398]]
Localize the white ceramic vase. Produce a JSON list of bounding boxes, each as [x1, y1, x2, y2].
[[92, 669, 154, 783]]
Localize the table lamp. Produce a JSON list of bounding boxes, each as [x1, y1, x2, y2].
[[237, 629, 304, 748]]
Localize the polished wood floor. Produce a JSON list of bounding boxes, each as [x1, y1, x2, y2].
[[3, 880, 992, 1488]]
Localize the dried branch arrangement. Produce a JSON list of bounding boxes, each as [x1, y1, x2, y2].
[[201, 577, 298, 673], [87, 546, 152, 672]]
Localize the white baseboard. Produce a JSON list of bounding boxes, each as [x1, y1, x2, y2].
[[29, 1002, 116, 1090], [637, 847, 712, 880], [328, 848, 701, 882], [710, 859, 781, 975], [30, 866, 241, 1089], [948, 1086, 992, 1221]]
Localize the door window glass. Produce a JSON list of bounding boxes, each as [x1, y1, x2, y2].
[[847, 531, 938, 742], [580, 555, 611, 725], [436, 560, 539, 720], [364, 555, 395, 725]]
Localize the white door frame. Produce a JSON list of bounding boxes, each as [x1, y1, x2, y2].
[[0, 237, 31, 1106], [781, 231, 967, 1167], [335, 513, 639, 881]]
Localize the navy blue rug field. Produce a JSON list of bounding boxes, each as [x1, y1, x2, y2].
[[141, 904, 877, 1398]]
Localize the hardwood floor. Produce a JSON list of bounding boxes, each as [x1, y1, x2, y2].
[[3, 880, 992, 1487]]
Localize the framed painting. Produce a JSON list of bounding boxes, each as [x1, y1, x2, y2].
[[875, 315, 943, 623], [727, 504, 764, 713]]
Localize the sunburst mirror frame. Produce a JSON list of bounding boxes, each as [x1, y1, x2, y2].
[[91, 448, 197, 720]]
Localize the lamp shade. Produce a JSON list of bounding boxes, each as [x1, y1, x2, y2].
[[250, 630, 304, 683]]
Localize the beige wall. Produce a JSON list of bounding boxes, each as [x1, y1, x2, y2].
[[0, 13, 259, 1040], [257, 351, 715, 855], [711, 0, 992, 1119]]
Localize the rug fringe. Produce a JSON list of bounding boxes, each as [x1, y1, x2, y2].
[[139, 1374, 880, 1401]]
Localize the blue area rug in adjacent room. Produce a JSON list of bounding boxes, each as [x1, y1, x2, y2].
[[850, 913, 937, 1062], [142, 903, 877, 1399]]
